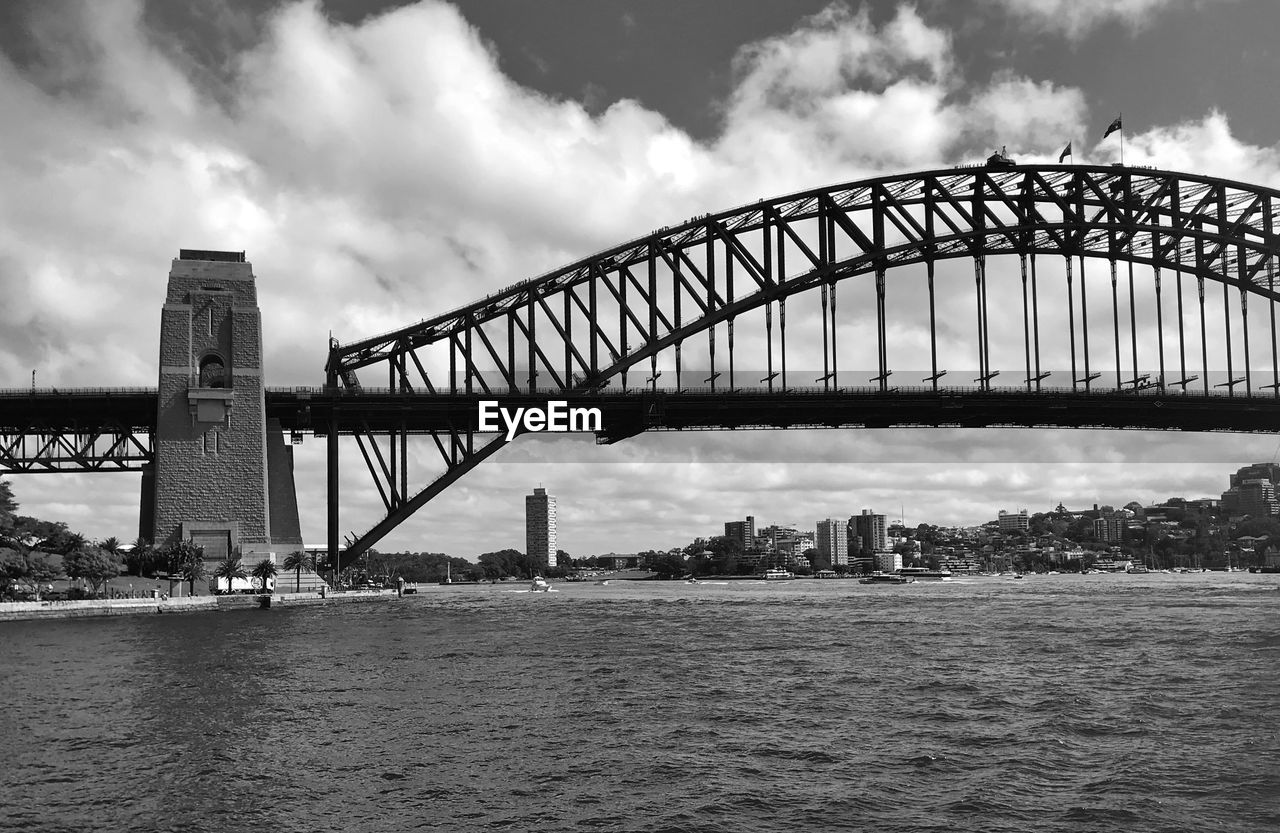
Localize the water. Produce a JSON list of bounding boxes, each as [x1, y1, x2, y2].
[[2, 574, 1279, 832]]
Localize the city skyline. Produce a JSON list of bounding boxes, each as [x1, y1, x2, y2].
[[4, 1, 1280, 557]]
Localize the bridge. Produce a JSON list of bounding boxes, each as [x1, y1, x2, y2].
[[4, 163, 1280, 571]]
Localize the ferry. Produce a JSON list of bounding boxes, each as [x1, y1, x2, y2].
[[761, 568, 795, 581], [859, 572, 914, 585], [897, 567, 953, 581]]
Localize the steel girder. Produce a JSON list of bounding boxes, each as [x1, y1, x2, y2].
[[320, 164, 1280, 563], [0, 389, 156, 472]]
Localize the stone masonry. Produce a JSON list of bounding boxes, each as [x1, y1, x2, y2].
[[145, 251, 303, 571]]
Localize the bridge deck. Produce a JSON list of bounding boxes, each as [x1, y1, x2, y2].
[[2, 387, 1278, 437]]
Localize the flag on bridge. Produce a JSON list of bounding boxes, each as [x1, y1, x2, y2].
[[1058, 142, 1072, 163], [1102, 116, 1123, 140]]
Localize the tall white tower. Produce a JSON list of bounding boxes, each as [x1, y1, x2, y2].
[[525, 487, 557, 573]]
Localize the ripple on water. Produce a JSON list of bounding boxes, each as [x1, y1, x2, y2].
[[2, 579, 1279, 832]]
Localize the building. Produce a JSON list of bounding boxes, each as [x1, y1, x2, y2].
[[1235, 479, 1278, 519], [1222, 463, 1280, 515], [724, 516, 756, 550], [1094, 510, 1125, 543], [525, 487, 557, 572], [816, 518, 849, 566], [850, 509, 887, 555], [997, 509, 1030, 532], [875, 551, 902, 572]]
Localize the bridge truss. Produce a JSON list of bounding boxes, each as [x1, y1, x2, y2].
[[0, 389, 155, 473], [320, 163, 1280, 565]]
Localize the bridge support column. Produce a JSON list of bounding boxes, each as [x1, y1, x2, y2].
[[328, 410, 339, 584], [150, 250, 302, 582]]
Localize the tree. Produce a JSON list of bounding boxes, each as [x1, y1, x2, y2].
[[0, 549, 62, 600], [98, 537, 122, 557], [63, 546, 120, 597], [478, 549, 524, 579], [0, 478, 16, 528], [251, 558, 278, 593], [648, 550, 687, 578], [282, 550, 316, 593], [125, 537, 161, 577], [161, 540, 205, 596], [805, 546, 830, 571], [213, 552, 248, 594]]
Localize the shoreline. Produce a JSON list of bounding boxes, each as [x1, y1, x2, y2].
[[0, 589, 398, 622]]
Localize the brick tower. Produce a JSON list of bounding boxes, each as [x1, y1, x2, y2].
[[141, 250, 302, 574]]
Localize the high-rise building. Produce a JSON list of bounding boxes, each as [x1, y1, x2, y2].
[[850, 509, 887, 554], [997, 509, 1030, 532], [525, 487, 557, 572], [1094, 511, 1125, 543], [1222, 463, 1280, 515], [724, 515, 756, 550], [816, 518, 849, 566], [1236, 479, 1278, 519]]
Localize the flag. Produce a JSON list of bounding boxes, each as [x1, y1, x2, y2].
[[1058, 142, 1072, 163], [1102, 116, 1122, 140]]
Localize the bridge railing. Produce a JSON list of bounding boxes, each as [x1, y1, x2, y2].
[[0, 387, 158, 398]]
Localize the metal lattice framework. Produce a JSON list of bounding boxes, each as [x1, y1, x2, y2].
[[322, 163, 1280, 563], [0, 389, 155, 473]]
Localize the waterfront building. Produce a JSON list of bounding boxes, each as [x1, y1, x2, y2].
[[725, 516, 756, 550], [526, 487, 557, 572], [816, 518, 849, 566], [850, 509, 888, 555], [875, 551, 902, 572], [997, 509, 1030, 533]]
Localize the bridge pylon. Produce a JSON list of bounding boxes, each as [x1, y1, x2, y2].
[[144, 250, 303, 574]]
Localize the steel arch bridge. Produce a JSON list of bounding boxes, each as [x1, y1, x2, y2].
[[319, 162, 1280, 565]]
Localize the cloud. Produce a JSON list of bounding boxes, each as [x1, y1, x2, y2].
[[978, 0, 1240, 39]]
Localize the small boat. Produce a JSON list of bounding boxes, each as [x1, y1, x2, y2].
[[761, 568, 794, 581], [530, 576, 551, 592], [859, 572, 914, 585]]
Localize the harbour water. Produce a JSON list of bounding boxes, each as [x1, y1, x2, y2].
[[2, 573, 1279, 832]]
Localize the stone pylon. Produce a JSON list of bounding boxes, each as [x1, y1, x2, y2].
[[140, 250, 303, 579]]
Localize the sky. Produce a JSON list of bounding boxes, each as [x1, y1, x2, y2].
[[4, 0, 1280, 559]]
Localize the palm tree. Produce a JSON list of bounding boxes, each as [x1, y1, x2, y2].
[[282, 550, 316, 593], [213, 552, 247, 594], [251, 558, 278, 594], [161, 540, 205, 596], [177, 552, 205, 597], [99, 536, 122, 557]]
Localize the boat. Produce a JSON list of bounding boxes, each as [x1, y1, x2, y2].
[[530, 576, 551, 592], [761, 568, 794, 581], [1125, 565, 1151, 574], [860, 573, 911, 586], [897, 567, 953, 581]]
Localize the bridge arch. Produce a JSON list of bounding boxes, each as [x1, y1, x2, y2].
[[321, 164, 1280, 563]]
